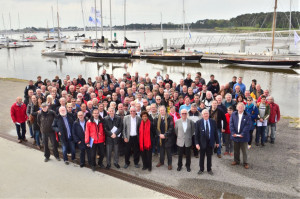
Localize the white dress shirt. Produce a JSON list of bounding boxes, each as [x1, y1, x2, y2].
[[238, 113, 243, 133], [182, 119, 187, 133], [130, 116, 137, 136]]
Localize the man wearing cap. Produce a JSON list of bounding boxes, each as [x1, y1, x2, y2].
[[37, 103, 60, 162]]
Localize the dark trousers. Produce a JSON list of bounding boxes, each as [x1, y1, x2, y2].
[[199, 146, 213, 172], [234, 142, 248, 164], [141, 149, 152, 170], [248, 130, 254, 145], [192, 135, 199, 156], [159, 142, 172, 166], [178, 145, 191, 168], [91, 142, 105, 166], [119, 137, 126, 156], [256, 126, 266, 144], [125, 136, 140, 165], [42, 132, 59, 159], [15, 122, 26, 140], [106, 141, 119, 165], [78, 143, 91, 166], [152, 136, 160, 154]]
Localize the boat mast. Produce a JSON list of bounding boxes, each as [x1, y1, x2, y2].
[[110, 0, 112, 44], [182, 0, 185, 51], [9, 12, 12, 39], [100, 0, 103, 38], [47, 21, 50, 39], [81, 0, 86, 34], [94, 0, 98, 46], [124, 0, 126, 39], [2, 14, 8, 39], [57, 0, 61, 50], [51, 6, 55, 38], [161, 12, 163, 40], [18, 13, 20, 31], [271, 0, 277, 58]]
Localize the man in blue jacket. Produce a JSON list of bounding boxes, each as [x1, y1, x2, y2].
[[229, 102, 251, 169]]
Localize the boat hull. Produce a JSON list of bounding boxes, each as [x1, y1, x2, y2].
[[146, 55, 202, 63], [82, 51, 131, 59], [224, 59, 299, 69]]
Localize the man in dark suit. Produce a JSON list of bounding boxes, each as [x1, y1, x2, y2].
[[155, 106, 175, 170], [122, 107, 142, 168], [103, 107, 123, 169], [52, 107, 75, 165], [72, 111, 91, 168], [195, 109, 219, 175]]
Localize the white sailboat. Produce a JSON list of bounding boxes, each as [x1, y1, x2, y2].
[[42, 1, 66, 57]]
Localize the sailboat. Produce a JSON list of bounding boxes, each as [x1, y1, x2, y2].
[[224, 0, 299, 68], [41, 1, 66, 57], [81, 0, 131, 59], [141, 0, 202, 63]]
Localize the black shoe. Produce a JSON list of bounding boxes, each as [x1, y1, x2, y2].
[[255, 143, 259, 146], [92, 166, 96, 172], [135, 164, 140, 168], [99, 164, 105, 169], [177, 166, 182, 171], [44, 158, 49, 162], [65, 161, 69, 165], [271, 140, 274, 144], [80, 164, 85, 168], [148, 168, 152, 171], [56, 157, 61, 161], [198, 170, 204, 175], [124, 164, 129, 169], [187, 167, 191, 172], [208, 170, 214, 175], [142, 167, 147, 170], [106, 164, 111, 170], [261, 143, 265, 146], [114, 163, 120, 169]]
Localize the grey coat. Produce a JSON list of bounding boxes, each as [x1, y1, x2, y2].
[[122, 115, 142, 141], [175, 118, 195, 147]]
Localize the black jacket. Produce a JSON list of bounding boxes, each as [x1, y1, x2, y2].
[[154, 115, 175, 148], [209, 108, 227, 130], [103, 115, 122, 144], [24, 85, 36, 98], [52, 113, 74, 144], [37, 110, 56, 134], [72, 119, 87, 144], [195, 118, 219, 149]]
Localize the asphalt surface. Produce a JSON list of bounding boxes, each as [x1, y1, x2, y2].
[[1, 79, 299, 199]]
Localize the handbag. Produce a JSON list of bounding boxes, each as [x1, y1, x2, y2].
[[29, 114, 35, 124]]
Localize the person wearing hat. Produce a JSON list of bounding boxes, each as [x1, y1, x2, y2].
[[37, 102, 60, 162]]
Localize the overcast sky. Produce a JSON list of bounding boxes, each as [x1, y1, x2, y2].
[[0, 0, 299, 29]]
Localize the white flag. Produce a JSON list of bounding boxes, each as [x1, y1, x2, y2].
[[294, 31, 300, 47]]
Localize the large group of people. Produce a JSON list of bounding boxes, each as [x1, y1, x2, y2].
[[10, 70, 281, 174]]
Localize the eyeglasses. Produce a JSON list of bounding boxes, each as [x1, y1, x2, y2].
[[130, 111, 136, 112], [156, 99, 161, 100], [247, 100, 252, 101], [181, 113, 187, 115]]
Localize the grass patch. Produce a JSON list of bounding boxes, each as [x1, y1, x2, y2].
[[0, 78, 28, 83]]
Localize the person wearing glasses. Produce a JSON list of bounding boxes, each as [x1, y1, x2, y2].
[[175, 109, 195, 172], [122, 107, 142, 169]]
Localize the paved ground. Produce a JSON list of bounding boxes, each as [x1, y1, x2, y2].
[[1, 79, 300, 199], [0, 137, 173, 198]]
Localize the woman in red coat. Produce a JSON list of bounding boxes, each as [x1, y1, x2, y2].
[[139, 111, 155, 171], [10, 97, 28, 143]]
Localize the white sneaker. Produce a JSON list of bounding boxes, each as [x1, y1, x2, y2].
[[248, 145, 252, 149]]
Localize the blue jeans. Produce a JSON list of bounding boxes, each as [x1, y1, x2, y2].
[[28, 123, 34, 137], [217, 129, 222, 155], [256, 126, 266, 144], [265, 123, 276, 142], [62, 140, 76, 161], [15, 122, 26, 140], [34, 130, 41, 146], [152, 136, 160, 154]]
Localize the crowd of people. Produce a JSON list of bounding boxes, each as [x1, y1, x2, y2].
[[10, 70, 281, 174]]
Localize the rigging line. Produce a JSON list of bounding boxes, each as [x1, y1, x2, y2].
[[277, 0, 295, 29]]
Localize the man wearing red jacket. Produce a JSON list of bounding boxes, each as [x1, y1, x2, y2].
[[267, 96, 280, 144], [85, 109, 106, 171], [10, 97, 28, 143]]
